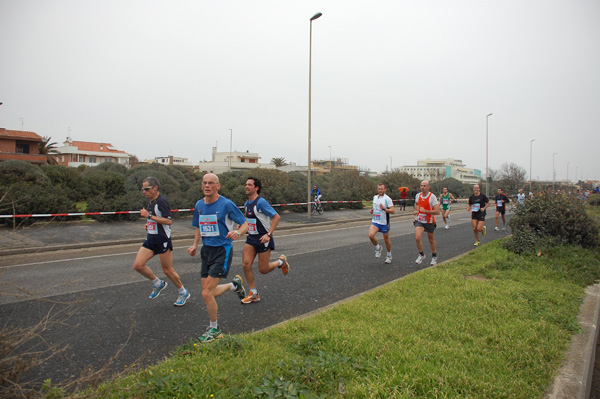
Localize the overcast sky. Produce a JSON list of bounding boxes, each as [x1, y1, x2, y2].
[[1, 0, 598, 181]]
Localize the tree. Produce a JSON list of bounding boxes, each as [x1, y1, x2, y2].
[[38, 136, 58, 165], [270, 157, 287, 167], [497, 162, 527, 194]]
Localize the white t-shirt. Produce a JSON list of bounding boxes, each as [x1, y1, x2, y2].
[[372, 194, 393, 225]]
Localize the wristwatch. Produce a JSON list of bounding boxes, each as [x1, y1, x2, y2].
[[267, 232, 272, 237]]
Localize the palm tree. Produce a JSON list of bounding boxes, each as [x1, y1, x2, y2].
[[38, 136, 59, 165], [271, 157, 287, 167]]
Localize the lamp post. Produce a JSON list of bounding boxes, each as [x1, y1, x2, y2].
[[307, 11, 322, 220], [485, 113, 493, 197], [529, 139, 535, 194], [576, 166, 579, 183], [328, 145, 332, 173], [567, 161, 571, 183], [228, 129, 233, 172], [552, 153, 557, 191]]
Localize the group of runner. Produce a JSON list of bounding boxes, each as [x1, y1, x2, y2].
[[133, 174, 517, 343], [132, 173, 289, 343], [368, 181, 514, 264]]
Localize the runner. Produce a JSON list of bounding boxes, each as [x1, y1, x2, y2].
[[368, 183, 395, 264], [133, 176, 190, 306], [439, 187, 456, 229], [494, 188, 510, 231], [468, 184, 491, 246], [240, 177, 290, 304], [187, 173, 249, 343], [516, 188, 526, 207], [414, 180, 440, 265]]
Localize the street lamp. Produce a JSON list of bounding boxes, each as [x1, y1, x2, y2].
[[567, 161, 571, 183], [485, 113, 493, 197], [529, 139, 535, 194], [228, 129, 233, 172], [552, 153, 557, 191], [328, 145, 332, 173], [307, 11, 322, 220]]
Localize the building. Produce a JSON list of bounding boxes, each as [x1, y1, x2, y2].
[[0, 128, 48, 164], [54, 137, 130, 168], [398, 158, 481, 185], [311, 157, 360, 175], [197, 147, 276, 174], [149, 156, 194, 168]]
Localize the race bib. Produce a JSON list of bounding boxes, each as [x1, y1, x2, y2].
[[147, 220, 157, 233], [417, 213, 428, 223], [443, 198, 449, 204], [247, 218, 258, 235], [372, 210, 384, 222], [199, 215, 219, 237], [497, 200, 503, 207], [471, 203, 481, 212]]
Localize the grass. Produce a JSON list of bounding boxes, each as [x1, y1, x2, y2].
[[57, 240, 600, 399]]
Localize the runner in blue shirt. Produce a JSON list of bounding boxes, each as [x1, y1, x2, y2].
[[187, 173, 249, 343], [240, 177, 290, 304], [133, 177, 189, 306]]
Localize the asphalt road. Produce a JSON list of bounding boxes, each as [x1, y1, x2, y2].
[[0, 210, 512, 387]]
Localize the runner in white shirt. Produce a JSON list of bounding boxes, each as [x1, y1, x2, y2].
[[368, 183, 395, 264]]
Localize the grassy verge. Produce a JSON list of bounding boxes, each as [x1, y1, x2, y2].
[[62, 240, 600, 399]]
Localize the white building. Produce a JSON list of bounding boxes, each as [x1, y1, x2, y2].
[[54, 137, 129, 168], [398, 158, 481, 185], [197, 147, 276, 174], [150, 155, 194, 167]]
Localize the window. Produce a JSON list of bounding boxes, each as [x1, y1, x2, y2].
[[16, 142, 30, 154], [88, 157, 96, 163], [78, 155, 85, 162]]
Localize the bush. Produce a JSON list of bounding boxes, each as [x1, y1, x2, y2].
[[0, 183, 74, 225], [0, 160, 50, 186], [41, 164, 90, 202], [504, 191, 599, 253], [82, 169, 126, 198], [125, 170, 181, 196], [90, 161, 128, 175]]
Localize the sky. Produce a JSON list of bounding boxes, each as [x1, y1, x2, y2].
[[1, 0, 599, 181]]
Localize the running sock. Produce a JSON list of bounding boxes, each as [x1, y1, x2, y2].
[[250, 288, 258, 295], [387, 252, 392, 257], [152, 278, 162, 287], [420, 252, 425, 256], [277, 259, 284, 267], [210, 321, 218, 329], [229, 282, 236, 291], [178, 287, 186, 294], [376, 244, 382, 250]]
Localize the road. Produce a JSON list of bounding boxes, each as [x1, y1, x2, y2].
[[0, 211, 512, 386]]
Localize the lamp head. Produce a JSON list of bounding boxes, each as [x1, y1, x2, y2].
[[310, 12, 323, 21]]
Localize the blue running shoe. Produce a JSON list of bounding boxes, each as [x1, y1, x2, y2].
[[174, 289, 190, 306], [149, 280, 167, 299]]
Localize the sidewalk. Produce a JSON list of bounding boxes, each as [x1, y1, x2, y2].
[[0, 208, 416, 255]]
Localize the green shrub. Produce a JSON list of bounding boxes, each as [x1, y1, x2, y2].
[[82, 169, 126, 198], [125, 170, 181, 196], [587, 193, 600, 207], [90, 161, 128, 175], [40, 164, 90, 201], [505, 191, 599, 253], [0, 160, 50, 186], [0, 183, 74, 225]]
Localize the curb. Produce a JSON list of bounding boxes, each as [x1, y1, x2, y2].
[[544, 284, 600, 398]]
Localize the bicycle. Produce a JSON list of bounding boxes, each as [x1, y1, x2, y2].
[[311, 196, 323, 215]]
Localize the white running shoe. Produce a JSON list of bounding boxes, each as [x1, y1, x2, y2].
[[385, 254, 392, 264], [445, 224, 449, 229], [502, 226, 506, 230], [430, 256, 437, 266], [415, 254, 425, 264], [494, 226, 499, 231], [374, 245, 382, 258]]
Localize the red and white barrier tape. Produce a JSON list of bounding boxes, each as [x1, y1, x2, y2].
[[0, 200, 371, 219]]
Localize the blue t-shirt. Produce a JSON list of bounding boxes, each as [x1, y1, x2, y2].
[[146, 195, 172, 243], [192, 195, 246, 247], [244, 196, 277, 236]]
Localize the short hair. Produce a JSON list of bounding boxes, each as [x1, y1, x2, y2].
[[143, 176, 160, 189], [247, 176, 262, 194]]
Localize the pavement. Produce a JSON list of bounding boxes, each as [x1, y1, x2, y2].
[[1, 208, 598, 398]]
